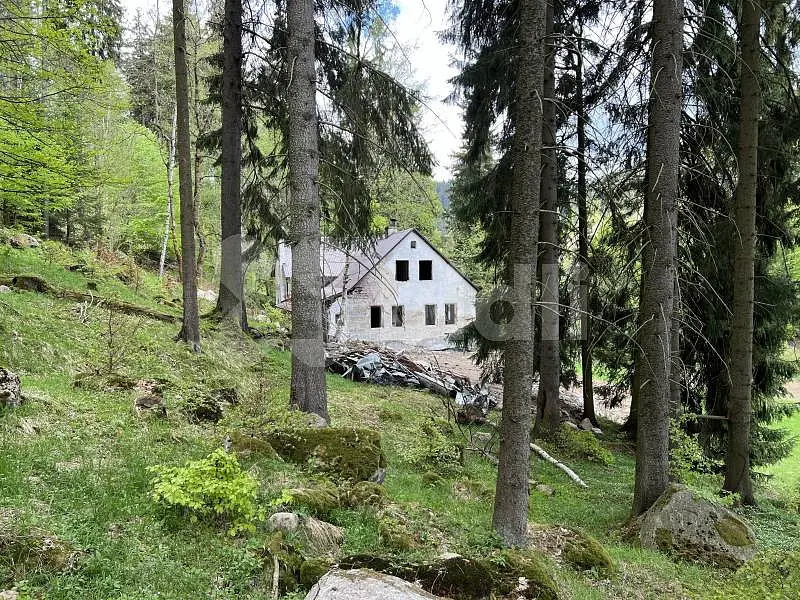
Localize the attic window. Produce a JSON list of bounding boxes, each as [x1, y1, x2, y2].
[[396, 260, 409, 281], [410, 240, 417, 249], [392, 305, 405, 327], [419, 260, 432, 280]]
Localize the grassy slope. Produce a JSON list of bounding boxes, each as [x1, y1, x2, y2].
[[1, 241, 799, 599]]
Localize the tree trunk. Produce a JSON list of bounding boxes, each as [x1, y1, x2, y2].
[[723, 0, 760, 506], [576, 30, 596, 426], [173, 0, 201, 351], [492, 0, 544, 547], [669, 271, 682, 418], [216, 0, 247, 329], [192, 27, 207, 274], [286, 0, 328, 421], [535, 0, 560, 437], [159, 106, 178, 279], [633, 0, 682, 516]]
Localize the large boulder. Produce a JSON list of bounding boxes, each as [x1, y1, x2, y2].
[[634, 483, 757, 568], [305, 569, 443, 600], [265, 427, 386, 482], [8, 233, 39, 249]]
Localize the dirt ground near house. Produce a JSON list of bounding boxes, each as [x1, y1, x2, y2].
[[402, 348, 632, 424]]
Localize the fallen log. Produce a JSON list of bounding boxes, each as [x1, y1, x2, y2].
[[530, 443, 588, 488]]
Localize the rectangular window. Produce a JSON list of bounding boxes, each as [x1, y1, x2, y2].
[[392, 305, 405, 327], [425, 304, 436, 325], [419, 260, 432, 280], [410, 240, 417, 249], [445, 303, 457, 325], [395, 260, 409, 281], [370, 306, 382, 328]]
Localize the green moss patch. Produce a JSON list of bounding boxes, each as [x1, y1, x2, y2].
[[266, 427, 386, 481], [563, 530, 615, 574], [714, 516, 755, 547]]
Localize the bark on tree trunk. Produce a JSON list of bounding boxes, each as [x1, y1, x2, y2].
[[160, 106, 178, 279], [286, 0, 328, 422], [633, 0, 682, 516], [492, 0, 545, 547], [723, 0, 760, 506], [535, 0, 560, 437], [216, 0, 247, 330], [173, 0, 201, 351], [575, 31, 596, 426], [192, 32, 206, 274]]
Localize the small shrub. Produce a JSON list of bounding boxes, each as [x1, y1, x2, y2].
[[148, 449, 263, 535], [552, 424, 613, 465]]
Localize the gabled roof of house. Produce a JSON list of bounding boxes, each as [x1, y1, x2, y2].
[[277, 229, 479, 307], [320, 228, 480, 300]]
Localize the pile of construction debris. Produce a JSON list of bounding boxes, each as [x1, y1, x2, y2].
[[325, 343, 497, 422]]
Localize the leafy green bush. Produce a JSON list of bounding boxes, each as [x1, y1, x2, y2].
[[552, 424, 613, 465], [149, 449, 263, 535]]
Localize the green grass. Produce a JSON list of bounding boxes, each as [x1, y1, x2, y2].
[[1, 239, 799, 599], [765, 409, 800, 494]]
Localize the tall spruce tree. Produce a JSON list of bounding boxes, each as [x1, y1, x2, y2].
[[489, 0, 546, 545], [216, 0, 247, 329], [535, 0, 560, 436], [633, 0, 683, 515], [285, 0, 327, 420], [724, 0, 761, 505], [173, 0, 201, 351]]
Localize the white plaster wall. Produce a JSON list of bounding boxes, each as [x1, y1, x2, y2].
[[330, 231, 477, 343]]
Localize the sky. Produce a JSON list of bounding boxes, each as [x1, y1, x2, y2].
[[119, 0, 463, 181]]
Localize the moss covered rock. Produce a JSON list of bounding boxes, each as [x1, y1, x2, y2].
[[634, 483, 757, 568], [299, 558, 332, 588], [486, 550, 559, 600], [228, 432, 280, 460], [266, 427, 386, 481], [286, 481, 341, 515], [345, 481, 387, 508], [563, 530, 615, 573], [337, 552, 559, 600]]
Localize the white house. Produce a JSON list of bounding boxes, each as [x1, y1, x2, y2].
[[275, 225, 478, 345]]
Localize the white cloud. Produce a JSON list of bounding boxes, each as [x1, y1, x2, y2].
[[119, 0, 463, 180]]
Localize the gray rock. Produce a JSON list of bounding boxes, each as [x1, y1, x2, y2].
[[591, 426, 603, 436], [305, 412, 328, 428], [562, 420, 579, 430], [305, 569, 443, 600], [578, 418, 593, 431], [535, 484, 556, 497], [635, 483, 757, 568], [133, 393, 166, 418], [268, 512, 301, 534], [0, 285, 10, 294], [9, 233, 40, 249], [0, 367, 21, 409]]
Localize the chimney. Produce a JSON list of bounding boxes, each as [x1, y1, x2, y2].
[[385, 218, 398, 237]]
